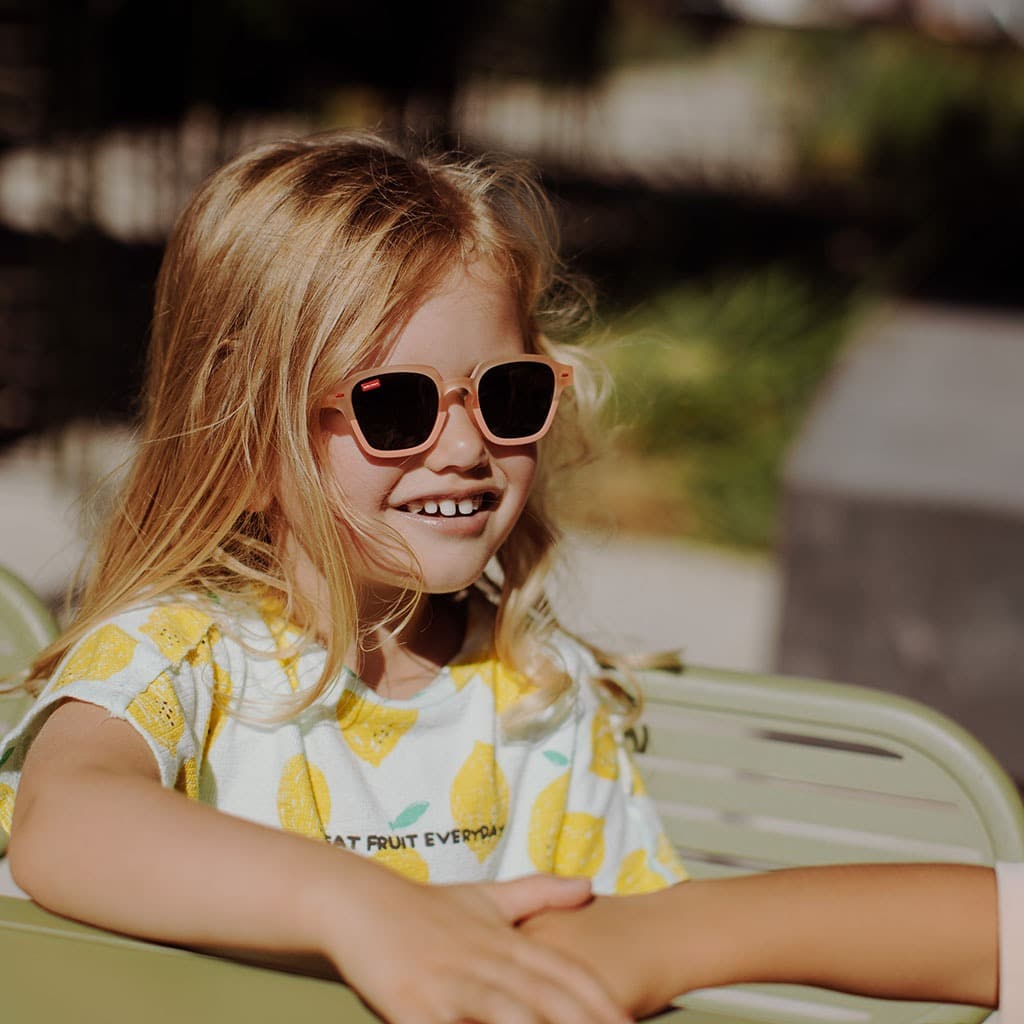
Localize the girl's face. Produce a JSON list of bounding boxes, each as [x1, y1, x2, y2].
[[320, 261, 538, 601]]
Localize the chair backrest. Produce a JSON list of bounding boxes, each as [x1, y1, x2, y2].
[[637, 664, 1024, 1024], [0, 566, 59, 858], [0, 565, 57, 672], [0, 564, 57, 727]]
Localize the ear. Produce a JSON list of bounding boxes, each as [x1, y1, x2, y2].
[[320, 407, 348, 436]]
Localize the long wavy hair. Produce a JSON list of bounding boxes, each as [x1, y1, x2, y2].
[[26, 130, 626, 726]]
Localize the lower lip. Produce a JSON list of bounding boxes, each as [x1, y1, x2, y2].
[[395, 508, 492, 538]]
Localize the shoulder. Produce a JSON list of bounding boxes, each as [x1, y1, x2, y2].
[[49, 596, 223, 692], [545, 629, 606, 712], [547, 629, 600, 682]]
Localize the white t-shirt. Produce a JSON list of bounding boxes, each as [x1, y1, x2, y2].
[[0, 592, 686, 894]]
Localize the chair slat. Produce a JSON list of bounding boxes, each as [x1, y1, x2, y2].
[[640, 707, 988, 805], [642, 762, 990, 850]]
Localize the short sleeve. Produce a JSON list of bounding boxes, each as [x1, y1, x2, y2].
[[550, 638, 688, 895], [0, 602, 220, 837]]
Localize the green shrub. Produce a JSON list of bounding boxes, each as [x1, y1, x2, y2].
[[595, 266, 860, 549]]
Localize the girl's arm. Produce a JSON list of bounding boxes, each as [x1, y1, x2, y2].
[[522, 864, 998, 1018], [9, 700, 629, 1024]]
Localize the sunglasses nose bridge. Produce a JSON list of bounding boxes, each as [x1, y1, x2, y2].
[[438, 377, 476, 410]]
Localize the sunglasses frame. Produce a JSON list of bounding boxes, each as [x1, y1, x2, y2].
[[325, 355, 574, 458]]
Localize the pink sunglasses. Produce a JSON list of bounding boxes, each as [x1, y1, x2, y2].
[[324, 356, 573, 458]]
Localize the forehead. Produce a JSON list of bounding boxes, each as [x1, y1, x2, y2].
[[380, 261, 526, 373]]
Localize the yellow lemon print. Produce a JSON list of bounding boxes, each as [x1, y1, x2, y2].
[[257, 600, 302, 691], [55, 624, 137, 690], [204, 660, 234, 754], [0, 782, 15, 835], [372, 846, 430, 883], [279, 655, 301, 693], [615, 848, 667, 894], [140, 605, 213, 663], [184, 624, 216, 668], [554, 812, 606, 879], [175, 757, 199, 800], [656, 833, 688, 881], [258, 595, 301, 641], [451, 659, 535, 714], [590, 709, 619, 780], [528, 771, 570, 872], [449, 661, 481, 692], [337, 690, 417, 767], [277, 754, 331, 839], [128, 672, 185, 752], [450, 742, 509, 863]]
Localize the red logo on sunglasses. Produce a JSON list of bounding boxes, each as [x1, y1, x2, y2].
[[360, 378, 382, 392]]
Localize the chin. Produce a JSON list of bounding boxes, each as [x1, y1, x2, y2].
[[420, 572, 487, 596], [414, 559, 494, 596]]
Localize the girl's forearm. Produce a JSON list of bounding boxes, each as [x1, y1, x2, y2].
[[525, 864, 998, 1018], [646, 865, 998, 1009], [7, 700, 411, 970], [10, 761, 385, 964]]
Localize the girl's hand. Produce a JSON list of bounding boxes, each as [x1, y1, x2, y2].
[[521, 892, 680, 1019], [316, 872, 632, 1024]]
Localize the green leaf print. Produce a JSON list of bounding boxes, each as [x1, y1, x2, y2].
[[0, 747, 11, 770], [389, 801, 429, 830], [543, 750, 569, 767]]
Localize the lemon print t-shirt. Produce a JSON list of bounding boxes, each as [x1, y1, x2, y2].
[[0, 593, 686, 894]]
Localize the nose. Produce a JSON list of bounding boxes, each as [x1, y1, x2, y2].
[[424, 389, 487, 471]]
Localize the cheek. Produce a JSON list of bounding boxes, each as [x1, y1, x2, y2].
[[322, 433, 403, 511], [497, 447, 539, 508]]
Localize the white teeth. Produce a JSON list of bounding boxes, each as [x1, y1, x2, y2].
[[405, 495, 490, 516]]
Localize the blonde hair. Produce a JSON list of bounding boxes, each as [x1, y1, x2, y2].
[[28, 130, 623, 725]]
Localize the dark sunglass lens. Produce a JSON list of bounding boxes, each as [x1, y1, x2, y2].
[[351, 372, 438, 452], [478, 362, 556, 440]]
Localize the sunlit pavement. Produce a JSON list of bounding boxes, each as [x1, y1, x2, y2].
[[550, 530, 780, 673]]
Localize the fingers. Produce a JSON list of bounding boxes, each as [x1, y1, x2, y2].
[[458, 975, 619, 1024], [383, 956, 629, 1024], [337, 880, 628, 1024], [505, 928, 630, 1024], [484, 873, 593, 923], [434, 952, 630, 1024]]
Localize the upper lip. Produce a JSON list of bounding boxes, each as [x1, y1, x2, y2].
[[390, 486, 499, 509]]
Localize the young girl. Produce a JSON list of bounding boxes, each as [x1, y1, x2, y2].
[[0, 131, 685, 1024]]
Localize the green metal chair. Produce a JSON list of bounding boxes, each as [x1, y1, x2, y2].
[[0, 563, 57, 681], [1, 565, 1021, 1023], [0, 565, 58, 860]]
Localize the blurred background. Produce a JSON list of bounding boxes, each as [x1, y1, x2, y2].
[[1, 1, 1022, 777]]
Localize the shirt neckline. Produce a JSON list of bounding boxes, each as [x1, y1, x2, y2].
[[338, 589, 497, 710]]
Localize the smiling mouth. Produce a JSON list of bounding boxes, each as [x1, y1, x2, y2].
[[396, 493, 498, 518]]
